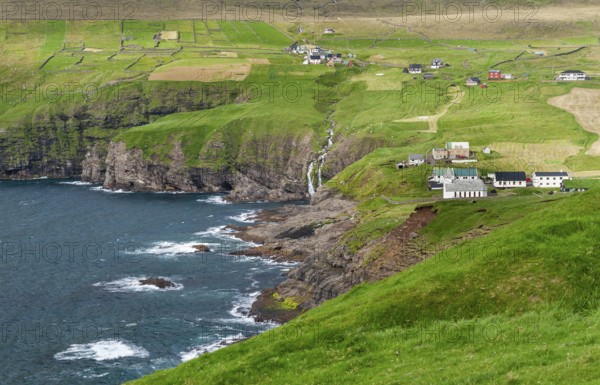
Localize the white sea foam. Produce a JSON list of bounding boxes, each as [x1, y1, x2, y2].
[[229, 290, 261, 321], [54, 339, 149, 361], [90, 186, 133, 194], [179, 333, 245, 362], [93, 276, 183, 292], [228, 210, 258, 223], [196, 195, 231, 205], [136, 241, 219, 256], [59, 181, 93, 186]]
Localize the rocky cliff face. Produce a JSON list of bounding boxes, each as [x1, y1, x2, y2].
[[0, 82, 234, 180], [83, 132, 315, 201]]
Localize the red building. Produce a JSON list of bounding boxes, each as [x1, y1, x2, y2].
[[488, 69, 502, 80]]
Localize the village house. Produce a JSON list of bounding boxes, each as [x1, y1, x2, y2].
[[408, 64, 423, 74], [431, 58, 443, 69], [324, 28, 335, 34], [408, 153, 425, 166], [532, 171, 570, 188], [439, 142, 470, 159], [443, 178, 488, 199], [308, 55, 322, 65], [432, 147, 448, 160], [502, 74, 513, 80], [557, 70, 588, 81], [466, 77, 481, 86], [491, 171, 527, 188], [482, 147, 491, 154], [488, 69, 502, 80]]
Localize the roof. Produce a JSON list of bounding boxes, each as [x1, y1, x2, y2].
[[533, 171, 569, 177], [409, 64, 422, 68], [309, 55, 321, 60], [467, 77, 480, 82], [488, 69, 501, 73], [454, 168, 478, 177], [561, 70, 585, 74], [495, 171, 526, 181], [443, 178, 487, 192], [409, 154, 424, 160], [446, 142, 469, 149]]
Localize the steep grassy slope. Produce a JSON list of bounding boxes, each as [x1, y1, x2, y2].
[[127, 188, 600, 384]]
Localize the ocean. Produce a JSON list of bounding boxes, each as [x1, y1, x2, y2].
[[0, 179, 298, 384]]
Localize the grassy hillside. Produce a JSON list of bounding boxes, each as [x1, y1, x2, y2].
[[127, 187, 600, 384]]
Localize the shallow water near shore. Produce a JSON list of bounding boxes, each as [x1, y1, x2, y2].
[[0, 179, 301, 385]]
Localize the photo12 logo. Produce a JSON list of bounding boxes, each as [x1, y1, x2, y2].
[[198, 1, 338, 22], [0, 241, 140, 264], [0, 2, 138, 21], [399, 1, 539, 24]]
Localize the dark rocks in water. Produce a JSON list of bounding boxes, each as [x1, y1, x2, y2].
[[139, 277, 176, 289], [193, 244, 211, 252]]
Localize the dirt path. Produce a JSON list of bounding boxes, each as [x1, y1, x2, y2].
[[394, 86, 464, 133], [549, 87, 600, 156]]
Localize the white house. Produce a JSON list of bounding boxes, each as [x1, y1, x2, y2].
[[408, 154, 425, 166], [309, 55, 322, 65], [482, 147, 491, 154], [532, 171, 570, 188], [557, 70, 587, 81], [443, 178, 488, 199], [408, 64, 422, 74], [492, 171, 527, 188], [431, 58, 443, 69]]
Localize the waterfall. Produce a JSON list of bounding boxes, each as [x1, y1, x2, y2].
[[307, 120, 335, 196], [307, 161, 316, 196]]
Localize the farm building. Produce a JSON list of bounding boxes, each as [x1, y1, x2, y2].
[[557, 70, 588, 81], [443, 178, 488, 199], [432, 148, 448, 160], [432, 142, 470, 160], [431, 58, 443, 69], [309, 55, 322, 64], [430, 167, 478, 183], [560, 179, 589, 193], [488, 69, 502, 80], [492, 172, 527, 188], [408, 154, 425, 166], [408, 64, 423, 74], [466, 77, 481, 86], [532, 171, 570, 188], [446, 142, 470, 158], [422, 73, 435, 80]]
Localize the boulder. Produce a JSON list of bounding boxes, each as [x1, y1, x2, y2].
[[139, 277, 176, 289], [193, 244, 211, 252]]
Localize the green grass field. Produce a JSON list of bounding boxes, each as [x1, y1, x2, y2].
[[126, 188, 600, 385]]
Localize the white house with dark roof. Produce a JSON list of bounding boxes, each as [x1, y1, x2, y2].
[[557, 70, 588, 81], [492, 171, 526, 188], [408, 153, 425, 166], [466, 77, 481, 86], [532, 171, 570, 188], [443, 178, 488, 199], [408, 64, 423, 74]]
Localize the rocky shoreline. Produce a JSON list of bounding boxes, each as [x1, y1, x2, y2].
[[227, 187, 443, 324]]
